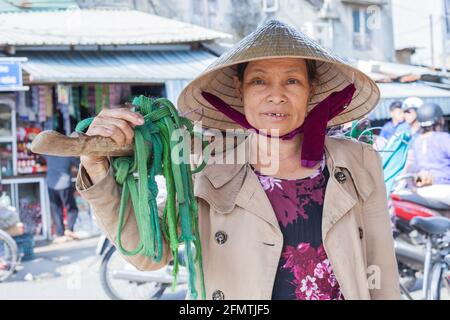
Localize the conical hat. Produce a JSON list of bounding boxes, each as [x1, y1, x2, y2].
[[177, 19, 380, 130]]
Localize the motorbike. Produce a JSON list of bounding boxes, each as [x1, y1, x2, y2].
[[389, 174, 450, 299], [96, 234, 188, 300]]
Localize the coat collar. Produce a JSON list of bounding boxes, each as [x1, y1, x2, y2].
[[195, 134, 376, 236], [201, 135, 374, 198]]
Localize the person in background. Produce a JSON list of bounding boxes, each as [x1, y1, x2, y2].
[[45, 155, 81, 243], [379, 100, 404, 141], [407, 103, 450, 206], [396, 97, 424, 145]]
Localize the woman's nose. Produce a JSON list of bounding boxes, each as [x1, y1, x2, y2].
[[268, 96, 287, 105], [267, 86, 287, 104]]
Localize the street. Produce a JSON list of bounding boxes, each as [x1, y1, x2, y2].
[[0, 237, 187, 300], [1, 236, 448, 300]]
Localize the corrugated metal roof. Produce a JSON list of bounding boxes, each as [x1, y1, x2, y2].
[[368, 82, 450, 120], [0, 8, 231, 46], [377, 82, 450, 99], [369, 60, 436, 76], [357, 60, 443, 83], [17, 50, 217, 83]]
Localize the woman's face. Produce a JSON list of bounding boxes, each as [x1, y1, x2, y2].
[[234, 58, 312, 137]]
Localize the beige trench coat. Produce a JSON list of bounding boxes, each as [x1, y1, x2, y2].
[[76, 135, 401, 300]]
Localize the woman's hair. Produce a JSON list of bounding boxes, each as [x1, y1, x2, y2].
[[236, 59, 317, 85]]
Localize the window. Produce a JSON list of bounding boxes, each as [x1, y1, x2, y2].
[[445, 0, 450, 39], [208, 0, 218, 16], [192, 0, 204, 17], [352, 7, 374, 51]]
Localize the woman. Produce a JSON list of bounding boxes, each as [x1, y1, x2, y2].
[[77, 20, 400, 300]]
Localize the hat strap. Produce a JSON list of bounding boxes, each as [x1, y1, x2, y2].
[[299, 83, 355, 167], [201, 83, 355, 168]]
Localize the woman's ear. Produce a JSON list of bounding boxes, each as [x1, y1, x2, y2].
[[233, 75, 243, 101]]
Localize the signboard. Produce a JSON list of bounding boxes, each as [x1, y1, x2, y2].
[[0, 58, 28, 92]]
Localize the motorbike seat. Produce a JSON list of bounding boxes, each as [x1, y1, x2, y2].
[[395, 192, 450, 211], [410, 216, 450, 235]]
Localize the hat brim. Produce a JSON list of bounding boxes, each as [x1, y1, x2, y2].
[[177, 21, 380, 131]]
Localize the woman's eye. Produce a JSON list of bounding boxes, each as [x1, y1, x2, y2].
[[251, 79, 265, 85], [287, 79, 299, 84]]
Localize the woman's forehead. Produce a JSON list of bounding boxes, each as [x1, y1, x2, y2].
[[246, 58, 307, 73]]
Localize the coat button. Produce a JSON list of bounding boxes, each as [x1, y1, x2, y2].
[[359, 227, 364, 239], [212, 290, 225, 300], [215, 231, 227, 245], [335, 171, 347, 183]]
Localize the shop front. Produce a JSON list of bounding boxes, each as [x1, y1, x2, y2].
[[0, 49, 216, 241]]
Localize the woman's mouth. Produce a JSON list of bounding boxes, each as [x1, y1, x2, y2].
[[262, 112, 289, 120]]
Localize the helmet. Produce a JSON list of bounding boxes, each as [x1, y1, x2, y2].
[[402, 97, 424, 111], [416, 103, 444, 127]]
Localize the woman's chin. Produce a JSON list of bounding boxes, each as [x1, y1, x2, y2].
[[254, 125, 293, 137], [249, 118, 300, 137]]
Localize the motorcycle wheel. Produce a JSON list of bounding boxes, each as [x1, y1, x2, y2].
[[99, 245, 166, 300]]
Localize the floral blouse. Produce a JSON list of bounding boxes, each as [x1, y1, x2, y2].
[[253, 156, 344, 300]]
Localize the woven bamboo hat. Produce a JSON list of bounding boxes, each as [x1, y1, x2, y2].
[[177, 19, 380, 130]]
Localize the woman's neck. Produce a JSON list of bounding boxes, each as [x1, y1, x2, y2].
[[251, 132, 321, 179]]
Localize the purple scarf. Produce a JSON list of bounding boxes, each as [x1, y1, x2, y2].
[[201, 83, 356, 168]]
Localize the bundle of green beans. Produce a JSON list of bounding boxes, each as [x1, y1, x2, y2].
[[76, 95, 207, 300]]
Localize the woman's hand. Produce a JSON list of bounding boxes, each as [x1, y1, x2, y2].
[[80, 106, 145, 183]]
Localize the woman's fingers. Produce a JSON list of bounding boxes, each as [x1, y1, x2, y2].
[[86, 107, 143, 145], [86, 123, 126, 146], [86, 123, 114, 138], [103, 124, 127, 146], [80, 106, 143, 179], [96, 117, 135, 145], [99, 107, 144, 126]]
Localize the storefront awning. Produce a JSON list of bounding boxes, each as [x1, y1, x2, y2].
[[17, 50, 217, 84]]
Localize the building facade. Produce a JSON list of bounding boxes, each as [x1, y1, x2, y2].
[[74, 0, 396, 62]]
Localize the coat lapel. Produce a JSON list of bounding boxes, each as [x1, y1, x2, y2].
[[321, 136, 375, 239], [234, 166, 282, 232], [197, 160, 281, 232], [321, 159, 357, 240]]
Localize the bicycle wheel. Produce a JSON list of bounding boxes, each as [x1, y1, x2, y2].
[[428, 262, 445, 300], [0, 229, 19, 282]]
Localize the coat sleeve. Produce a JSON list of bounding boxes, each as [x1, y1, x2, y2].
[[76, 164, 172, 271], [362, 144, 402, 300]]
